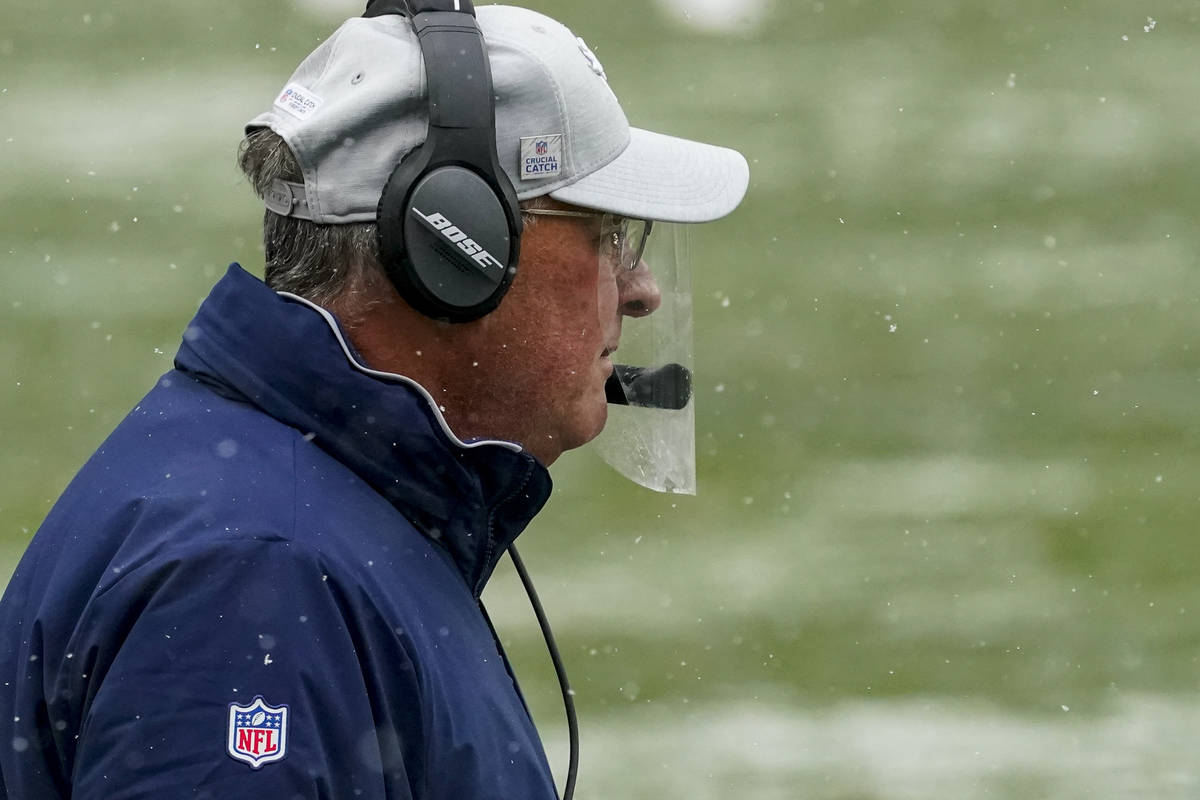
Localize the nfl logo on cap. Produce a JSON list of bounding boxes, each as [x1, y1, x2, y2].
[[227, 696, 289, 769], [519, 134, 563, 181]]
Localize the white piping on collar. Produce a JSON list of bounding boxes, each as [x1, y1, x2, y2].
[[276, 291, 523, 454]]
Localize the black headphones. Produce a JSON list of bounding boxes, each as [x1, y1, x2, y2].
[[364, 0, 522, 323]]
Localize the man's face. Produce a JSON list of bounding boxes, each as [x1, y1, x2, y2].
[[474, 200, 662, 464]]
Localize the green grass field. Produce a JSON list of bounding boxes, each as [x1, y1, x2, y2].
[[5, 1, 1200, 797]]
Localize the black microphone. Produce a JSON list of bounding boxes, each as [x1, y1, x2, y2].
[[605, 363, 692, 410]]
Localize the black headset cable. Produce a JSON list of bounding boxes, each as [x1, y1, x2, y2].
[[508, 544, 579, 800]]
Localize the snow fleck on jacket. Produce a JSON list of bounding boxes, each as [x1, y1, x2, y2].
[[0, 265, 558, 799]]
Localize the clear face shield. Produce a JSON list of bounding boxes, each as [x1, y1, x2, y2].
[[586, 215, 697, 495], [597, 218, 694, 494], [525, 209, 695, 493]]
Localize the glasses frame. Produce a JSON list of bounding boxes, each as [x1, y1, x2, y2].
[[522, 208, 654, 272]]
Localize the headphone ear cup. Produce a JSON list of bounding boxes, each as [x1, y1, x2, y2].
[[376, 150, 433, 315], [377, 156, 520, 323]]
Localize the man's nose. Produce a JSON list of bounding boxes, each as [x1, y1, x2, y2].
[[618, 262, 662, 318]]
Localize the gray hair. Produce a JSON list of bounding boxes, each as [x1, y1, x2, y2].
[[237, 129, 552, 307]]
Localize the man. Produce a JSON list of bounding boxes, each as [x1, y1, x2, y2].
[[0, 2, 747, 797]]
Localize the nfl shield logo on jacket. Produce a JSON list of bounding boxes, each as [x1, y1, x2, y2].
[[228, 696, 289, 769]]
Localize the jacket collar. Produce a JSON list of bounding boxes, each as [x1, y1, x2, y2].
[[173, 264, 552, 597]]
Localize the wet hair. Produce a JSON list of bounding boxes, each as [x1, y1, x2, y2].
[[237, 129, 379, 305], [237, 129, 552, 306]]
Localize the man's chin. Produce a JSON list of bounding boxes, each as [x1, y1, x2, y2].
[[560, 395, 610, 456]]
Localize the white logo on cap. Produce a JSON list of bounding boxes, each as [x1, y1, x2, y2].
[[274, 83, 324, 121], [520, 135, 564, 181], [576, 37, 607, 81]]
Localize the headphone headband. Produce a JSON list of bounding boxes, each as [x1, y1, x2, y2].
[[364, 0, 476, 18]]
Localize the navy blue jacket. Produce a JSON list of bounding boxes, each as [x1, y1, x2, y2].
[[0, 265, 558, 799]]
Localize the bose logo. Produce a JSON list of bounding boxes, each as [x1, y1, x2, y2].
[[411, 208, 504, 273]]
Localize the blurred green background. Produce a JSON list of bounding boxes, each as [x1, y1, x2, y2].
[[5, 0, 1200, 797]]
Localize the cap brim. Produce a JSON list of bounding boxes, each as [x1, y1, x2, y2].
[[549, 127, 749, 223]]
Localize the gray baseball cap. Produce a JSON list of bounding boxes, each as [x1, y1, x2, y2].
[[246, 5, 749, 224]]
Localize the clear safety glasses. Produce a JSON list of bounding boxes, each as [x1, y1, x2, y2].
[[523, 209, 654, 275]]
